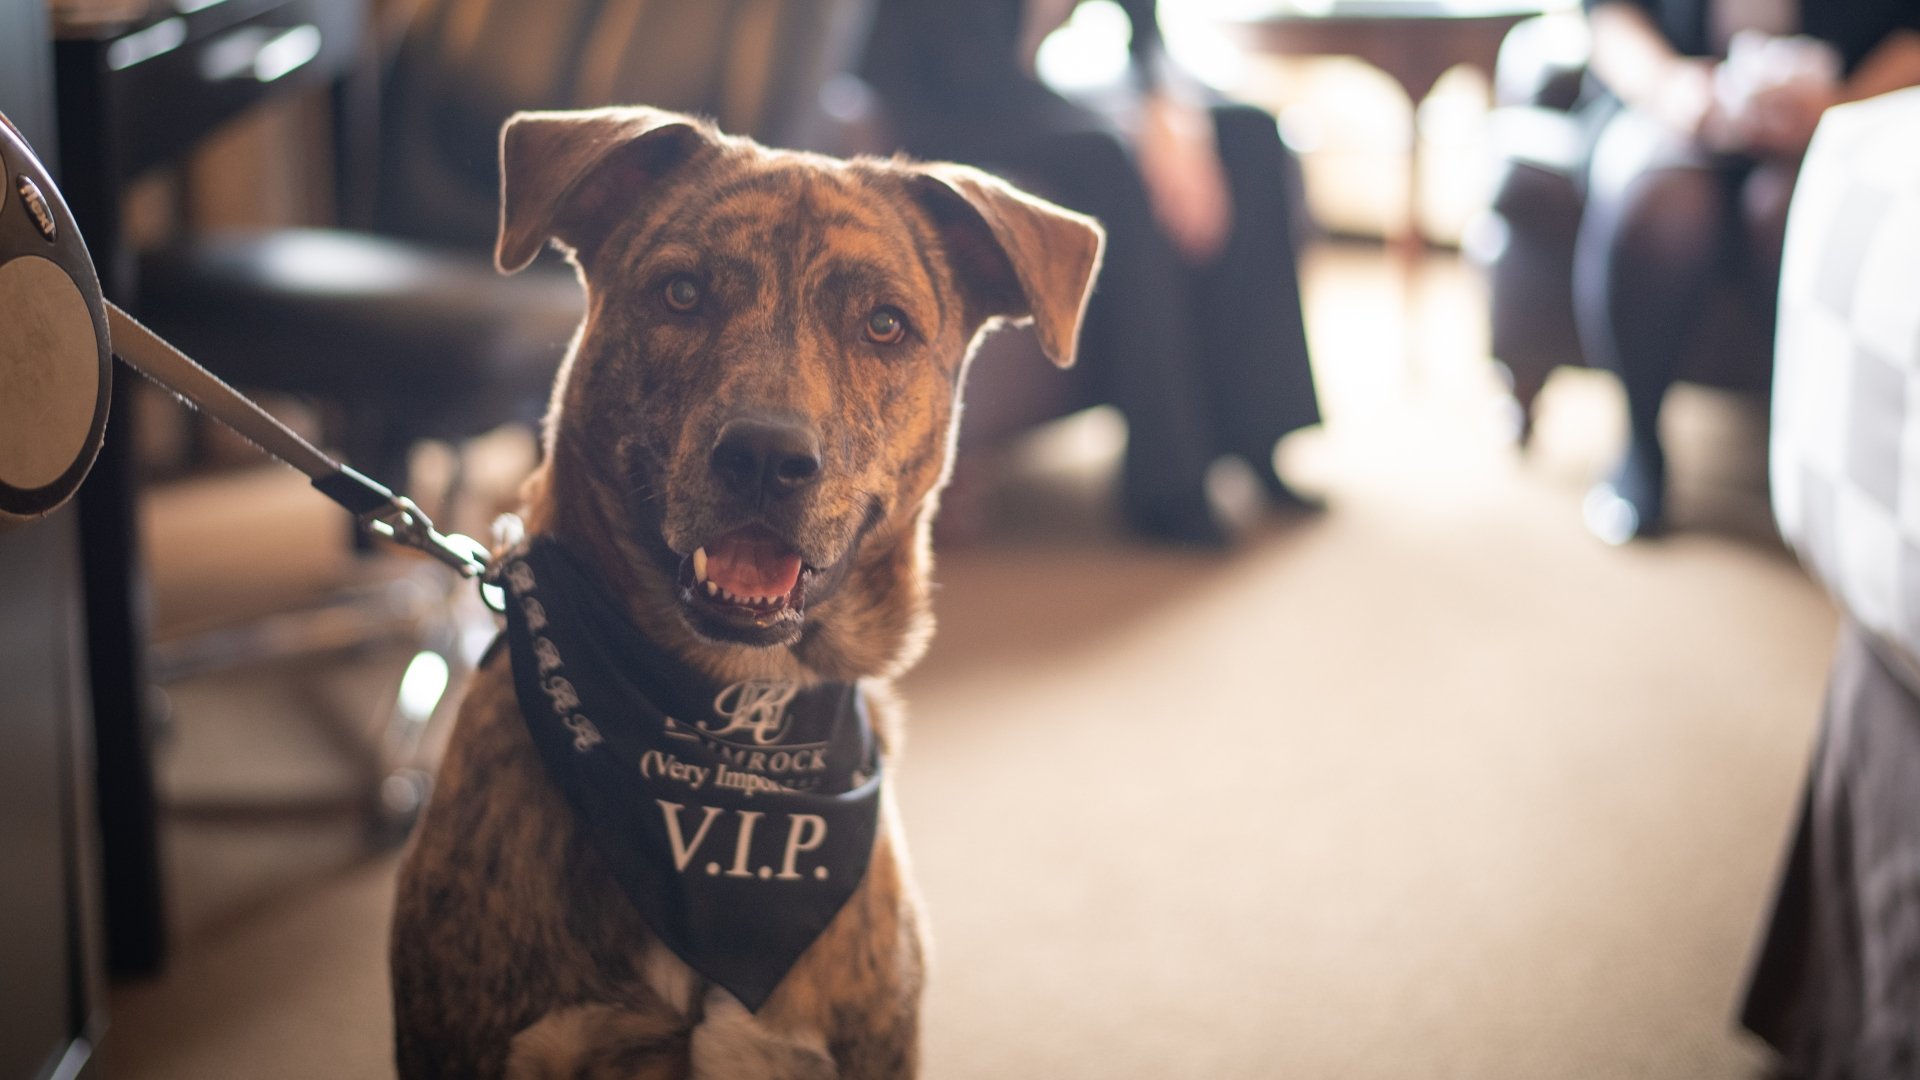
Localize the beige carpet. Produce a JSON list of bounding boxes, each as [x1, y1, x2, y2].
[[107, 248, 1836, 1079]]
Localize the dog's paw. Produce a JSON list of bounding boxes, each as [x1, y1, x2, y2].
[[689, 990, 836, 1080]]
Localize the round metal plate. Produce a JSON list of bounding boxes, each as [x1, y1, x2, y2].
[[0, 257, 100, 490], [0, 111, 112, 530]]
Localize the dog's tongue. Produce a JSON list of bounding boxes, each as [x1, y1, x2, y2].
[[705, 527, 803, 598]]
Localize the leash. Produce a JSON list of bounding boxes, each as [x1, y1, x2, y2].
[[103, 302, 494, 584]]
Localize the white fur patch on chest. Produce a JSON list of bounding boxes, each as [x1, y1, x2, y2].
[[688, 988, 835, 1080], [647, 949, 836, 1080]]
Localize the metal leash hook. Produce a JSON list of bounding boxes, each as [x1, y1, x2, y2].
[[360, 491, 489, 578], [362, 493, 507, 613], [379, 500, 509, 612], [309, 460, 488, 577]]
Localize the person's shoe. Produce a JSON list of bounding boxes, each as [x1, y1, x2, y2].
[[1123, 492, 1232, 550], [1583, 441, 1665, 545]]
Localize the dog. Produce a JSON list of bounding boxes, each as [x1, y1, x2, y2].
[[389, 105, 1102, 1079]]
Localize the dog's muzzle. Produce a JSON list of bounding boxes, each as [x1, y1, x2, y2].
[[670, 413, 862, 647]]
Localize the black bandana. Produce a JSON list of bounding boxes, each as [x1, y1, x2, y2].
[[491, 537, 882, 1011]]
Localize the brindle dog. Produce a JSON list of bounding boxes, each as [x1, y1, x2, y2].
[[389, 106, 1103, 1079]]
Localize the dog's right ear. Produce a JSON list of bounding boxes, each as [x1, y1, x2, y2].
[[495, 106, 713, 274]]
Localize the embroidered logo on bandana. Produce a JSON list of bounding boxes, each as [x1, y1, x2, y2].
[[493, 537, 882, 1011]]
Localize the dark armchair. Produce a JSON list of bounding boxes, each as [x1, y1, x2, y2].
[[1478, 14, 1773, 442]]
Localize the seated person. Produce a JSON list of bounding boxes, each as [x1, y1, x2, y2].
[[861, 0, 1324, 547], [1577, 0, 1920, 541]]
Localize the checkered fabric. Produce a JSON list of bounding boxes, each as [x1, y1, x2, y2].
[[1772, 87, 1920, 695]]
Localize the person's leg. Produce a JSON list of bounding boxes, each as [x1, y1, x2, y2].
[[980, 125, 1226, 544], [1572, 110, 1734, 540], [1188, 103, 1323, 506], [1737, 159, 1798, 319]]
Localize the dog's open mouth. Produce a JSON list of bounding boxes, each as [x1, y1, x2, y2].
[[677, 524, 818, 645]]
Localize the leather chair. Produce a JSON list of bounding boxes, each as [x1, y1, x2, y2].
[[1477, 14, 1772, 443]]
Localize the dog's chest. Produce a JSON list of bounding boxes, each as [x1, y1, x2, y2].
[[483, 538, 886, 1011]]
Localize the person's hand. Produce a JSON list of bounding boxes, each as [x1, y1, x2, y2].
[[1737, 77, 1839, 158], [1136, 93, 1233, 265], [1712, 33, 1843, 158], [1652, 57, 1722, 138]]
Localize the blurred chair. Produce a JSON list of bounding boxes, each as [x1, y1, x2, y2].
[[1475, 14, 1772, 443], [1740, 86, 1920, 1077], [133, 0, 879, 836]]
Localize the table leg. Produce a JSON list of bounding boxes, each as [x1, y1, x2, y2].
[[56, 38, 169, 977]]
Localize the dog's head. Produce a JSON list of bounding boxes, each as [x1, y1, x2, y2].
[[498, 106, 1102, 681]]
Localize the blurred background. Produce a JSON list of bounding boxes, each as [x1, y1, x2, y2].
[[6, 0, 1900, 1076]]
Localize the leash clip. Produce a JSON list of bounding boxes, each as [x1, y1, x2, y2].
[[309, 464, 490, 583], [361, 495, 490, 580]]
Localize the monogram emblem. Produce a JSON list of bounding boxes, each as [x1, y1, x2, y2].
[[544, 675, 581, 714], [564, 712, 603, 751], [505, 561, 536, 594], [702, 680, 801, 745], [521, 597, 548, 632]]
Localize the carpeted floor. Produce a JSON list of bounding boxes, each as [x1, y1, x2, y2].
[[106, 247, 1836, 1079]]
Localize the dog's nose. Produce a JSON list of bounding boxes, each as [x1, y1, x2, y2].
[[710, 417, 823, 501]]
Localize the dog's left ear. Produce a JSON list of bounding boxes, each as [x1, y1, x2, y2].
[[905, 164, 1105, 368], [496, 106, 714, 274]]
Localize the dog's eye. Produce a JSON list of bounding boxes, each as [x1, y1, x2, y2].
[[864, 307, 907, 345], [663, 275, 702, 312]]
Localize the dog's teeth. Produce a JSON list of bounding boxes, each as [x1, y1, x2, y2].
[[697, 579, 789, 610], [693, 547, 708, 583]]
